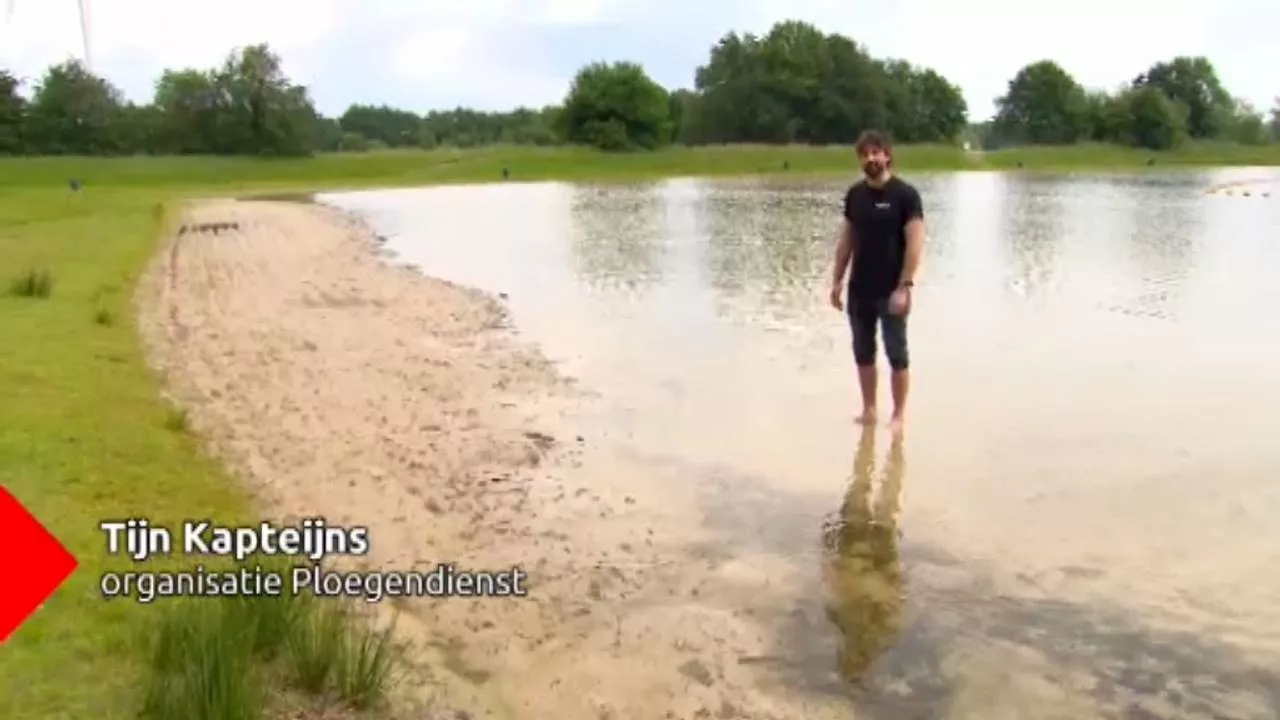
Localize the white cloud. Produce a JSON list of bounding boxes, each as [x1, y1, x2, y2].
[[2, 0, 337, 72], [387, 22, 567, 109]]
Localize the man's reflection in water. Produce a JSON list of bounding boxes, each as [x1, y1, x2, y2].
[[821, 425, 907, 682]]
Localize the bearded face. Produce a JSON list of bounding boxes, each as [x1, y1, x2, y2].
[[859, 146, 890, 180]]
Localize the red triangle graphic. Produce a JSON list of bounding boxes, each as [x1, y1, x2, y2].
[[0, 487, 79, 644]]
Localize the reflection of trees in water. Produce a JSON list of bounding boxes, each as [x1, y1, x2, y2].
[[909, 176, 960, 270], [998, 174, 1204, 319], [821, 427, 907, 683], [567, 183, 665, 294], [997, 176, 1067, 299], [1112, 176, 1201, 321], [697, 180, 836, 315]]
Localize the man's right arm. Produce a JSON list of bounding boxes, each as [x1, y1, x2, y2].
[[833, 188, 857, 289], [831, 219, 854, 289]]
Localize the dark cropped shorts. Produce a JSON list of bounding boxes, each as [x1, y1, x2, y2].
[[847, 296, 909, 371]]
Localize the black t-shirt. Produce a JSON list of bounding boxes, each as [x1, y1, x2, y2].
[[842, 176, 924, 300]]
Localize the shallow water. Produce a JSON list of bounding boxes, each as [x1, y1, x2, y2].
[[322, 169, 1280, 719]]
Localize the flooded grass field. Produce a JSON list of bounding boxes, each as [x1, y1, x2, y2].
[[322, 169, 1280, 719]]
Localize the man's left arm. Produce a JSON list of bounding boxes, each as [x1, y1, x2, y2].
[[898, 188, 925, 288]]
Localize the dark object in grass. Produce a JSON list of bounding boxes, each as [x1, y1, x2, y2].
[[502, 166, 510, 180], [8, 269, 53, 298], [69, 178, 82, 192], [163, 406, 189, 433]]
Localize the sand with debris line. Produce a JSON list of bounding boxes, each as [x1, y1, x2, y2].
[[135, 199, 856, 720]]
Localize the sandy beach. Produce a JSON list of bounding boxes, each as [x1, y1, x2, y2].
[[134, 199, 856, 720]]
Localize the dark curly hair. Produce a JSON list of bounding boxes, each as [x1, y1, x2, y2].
[[855, 130, 893, 164]]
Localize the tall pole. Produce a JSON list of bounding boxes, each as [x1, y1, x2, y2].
[[2, 2, 90, 68], [77, 0, 90, 69]]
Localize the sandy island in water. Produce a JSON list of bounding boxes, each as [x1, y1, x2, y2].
[[135, 199, 858, 720]]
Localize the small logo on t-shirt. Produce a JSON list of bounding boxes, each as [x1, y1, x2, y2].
[[874, 202, 891, 209]]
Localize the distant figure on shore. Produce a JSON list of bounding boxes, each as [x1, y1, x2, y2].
[[828, 130, 925, 434], [822, 425, 907, 681]]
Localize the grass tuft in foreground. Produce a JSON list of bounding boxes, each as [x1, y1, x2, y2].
[[162, 405, 190, 433], [337, 612, 400, 710], [140, 597, 265, 720], [139, 561, 400, 720], [287, 596, 350, 694], [7, 268, 53, 298], [286, 598, 401, 708]]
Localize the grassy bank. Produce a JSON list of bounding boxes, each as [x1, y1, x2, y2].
[[0, 190, 399, 719], [2, 141, 1279, 194], [1, 139, 1277, 719], [1, 189, 241, 719]]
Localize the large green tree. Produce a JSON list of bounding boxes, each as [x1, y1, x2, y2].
[[1132, 57, 1231, 139], [694, 23, 889, 143], [143, 46, 321, 155], [152, 69, 223, 153], [1120, 84, 1188, 150], [117, 102, 165, 155], [1083, 89, 1131, 143], [558, 61, 671, 151], [880, 60, 967, 143], [0, 70, 25, 153], [692, 31, 773, 142], [210, 44, 320, 156], [992, 60, 1090, 145], [803, 31, 893, 142], [23, 60, 128, 154], [689, 21, 964, 145], [1220, 97, 1268, 145]]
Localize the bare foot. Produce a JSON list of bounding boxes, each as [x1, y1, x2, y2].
[[856, 409, 877, 425], [888, 415, 905, 435]]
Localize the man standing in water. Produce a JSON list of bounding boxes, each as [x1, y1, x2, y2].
[[829, 130, 925, 434]]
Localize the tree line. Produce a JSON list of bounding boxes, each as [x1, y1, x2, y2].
[[979, 57, 1277, 149], [1, 20, 1277, 157]]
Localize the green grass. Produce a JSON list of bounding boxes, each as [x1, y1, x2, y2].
[[964, 140, 1280, 171], [0, 190, 244, 720], [1, 141, 1277, 195], [0, 139, 1276, 719], [0, 190, 397, 720], [138, 575, 398, 720], [140, 597, 267, 720]]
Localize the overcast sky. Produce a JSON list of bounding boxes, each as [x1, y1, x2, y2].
[[1, 0, 1276, 122]]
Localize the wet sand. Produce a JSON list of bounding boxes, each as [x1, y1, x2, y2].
[[135, 199, 854, 719]]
